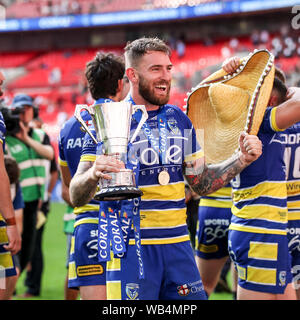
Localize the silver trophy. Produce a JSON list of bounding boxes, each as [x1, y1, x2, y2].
[[75, 101, 148, 201]]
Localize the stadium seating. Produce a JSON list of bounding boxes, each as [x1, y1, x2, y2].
[[4, 34, 299, 116], [6, 0, 149, 18]]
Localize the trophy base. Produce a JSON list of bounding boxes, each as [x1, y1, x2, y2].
[[94, 186, 143, 201]]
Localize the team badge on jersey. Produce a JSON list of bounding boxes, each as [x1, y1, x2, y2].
[[279, 271, 286, 286], [126, 283, 139, 300], [167, 119, 179, 135]]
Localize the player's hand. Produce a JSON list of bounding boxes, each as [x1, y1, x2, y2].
[[222, 56, 241, 74], [238, 132, 262, 166], [90, 155, 125, 181], [4, 225, 21, 255]]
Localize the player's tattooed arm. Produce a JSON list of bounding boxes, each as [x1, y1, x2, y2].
[[184, 132, 262, 195], [70, 155, 125, 207], [69, 161, 98, 207], [184, 153, 246, 195]]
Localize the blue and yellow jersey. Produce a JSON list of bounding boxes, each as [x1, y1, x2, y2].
[[0, 111, 6, 149], [81, 103, 203, 245], [230, 107, 287, 235], [199, 183, 232, 208], [58, 112, 99, 219], [283, 122, 300, 221]]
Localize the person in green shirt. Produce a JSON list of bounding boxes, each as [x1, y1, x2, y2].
[[5, 94, 54, 275]]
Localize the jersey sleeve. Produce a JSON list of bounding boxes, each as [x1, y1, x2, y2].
[[80, 128, 98, 162], [58, 130, 68, 167], [13, 183, 25, 210], [260, 107, 285, 133]]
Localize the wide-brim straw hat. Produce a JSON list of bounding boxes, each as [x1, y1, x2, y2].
[[186, 49, 275, 164]]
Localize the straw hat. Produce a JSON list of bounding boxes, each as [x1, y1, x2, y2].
[[186, 49, 275, 164]]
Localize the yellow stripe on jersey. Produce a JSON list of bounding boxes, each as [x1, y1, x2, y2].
[[232, 181, 286, 203], [0, 139, 3, 144], [107, 255, 121, 272], [0, 252, 14, 269], [287, 210, 300, 220], [247, 266, 277, 286], [73, 204, 100, 215], [0, 226, 8, 244], [129, 235, 190, 245], [232, 204, 287, 223], [140, 182, 185, 201], [206, 187, 232, 198], [199, 198, 232, 208], [0, 213, 4, 222], [107, 281, 122, 300], [287, 200, 300, 210], [286, 181, 300, 196], [270, 107, 285, 132], [140, 208, 186, 228], [58, 157, 68, 167], [80, 154, 96, 162], [68, 261, 77, 280], [74, 217, 99, 228], [248, 241, 278, 261], [197, 243, 218, 253], [229, 223, 287, 235], [184, 150, 204, 162], [70, 236, 75, 255]]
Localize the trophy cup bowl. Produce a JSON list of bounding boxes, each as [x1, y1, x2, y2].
[[75, 101, 148, 201]]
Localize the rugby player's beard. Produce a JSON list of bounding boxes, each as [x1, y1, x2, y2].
[[138, 75, 170, 106]]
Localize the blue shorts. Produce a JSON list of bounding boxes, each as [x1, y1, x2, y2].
[[0, 220, 17, 278], [228, 228, 293, 294], [195, 206, 231, 259], [68, 218, 106, 288], [106, 241, 207, 300], [287, 219, 300, 285]]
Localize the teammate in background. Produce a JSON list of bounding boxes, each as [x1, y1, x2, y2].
[[58, 52, 127, 300], [0, 71, 21, 300], [284, 102, 300, 300], [70, 37, 262, 300], [1, 155, 24, 299], [195, 183, 232, 297], [268, 72, 300, 299], [223, 57, 300, 300], [60, 178, 79, 300], [185, 184, 200, 250]]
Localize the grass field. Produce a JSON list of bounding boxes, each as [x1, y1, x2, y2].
[[15, 201, 68, 300], [14, 201, 233, 300]]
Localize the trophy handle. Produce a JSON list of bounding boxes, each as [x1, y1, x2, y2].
[[130, 105, 148, 144], [74, 104, 98, 144]]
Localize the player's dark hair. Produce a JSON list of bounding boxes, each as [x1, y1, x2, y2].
[[85, 52, 125, 100], [4, 155, 20, 184], [273, 77, 288, 105]]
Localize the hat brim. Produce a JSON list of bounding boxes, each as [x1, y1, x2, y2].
[[187, 49, 274, 164]]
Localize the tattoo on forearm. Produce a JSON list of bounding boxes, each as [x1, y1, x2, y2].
[[70, 162, 98, 207], [185, 154, 245, 196]]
